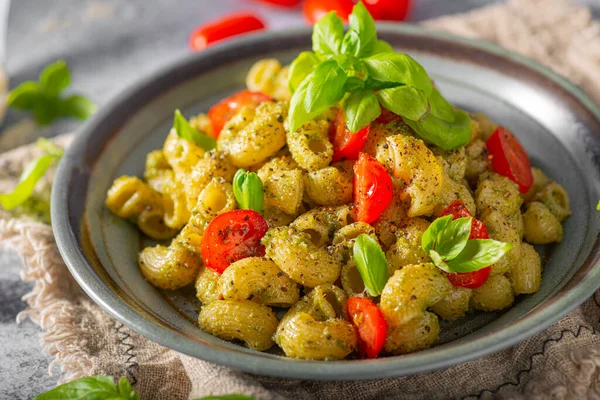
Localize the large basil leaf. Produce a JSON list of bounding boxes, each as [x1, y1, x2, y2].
[[404, 108, 472, 150], [312, 11, 344, 57], [376, 86, 429, 122], [344, 90, 380, 133], [363, 52, 433, 96]]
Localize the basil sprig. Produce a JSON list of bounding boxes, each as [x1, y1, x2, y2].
[[421, 215, 513, 273], [173, 109, 217, 150], [8, 60, 96, 125], [287, 1, 472, 149], [34, 374, 254, 400], [353, 234, 389, 296], [0, 138, 64, 211], [233, 169, 264, 214]]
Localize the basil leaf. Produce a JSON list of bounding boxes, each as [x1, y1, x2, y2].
[[340, 31, 360, 57], [343, 76, 365, 92], [117, 377, 140, 400], [404, 108, 472, 150], [7, 81, 43, 110], [312, 11, 344, 57], [304, 60, 347, 114], [421, 215, 452, 254], [371, 39, 393, 55], [39, 60, 70, 96], [61, 95, 97, 120], [363, 52, 433, 96], [288, 51, 319, 93], [376, 86, 429, 122], [437, 217, 472, 260], [194, 395, 255, 400], [446, 239, 513, 273], [353, 234, 389, 297], [233, 169, 264, 214], [348, 1, 377, 57], [428, 88, 455, 123], [289, 74, 321, 133], [344, 90, 380, 133], [597, 200, 600, 211], [173, 109, 216, 150], [364, 77, 403, 91], [429, 249, 451, 273], [0, 154, 58, 211], [34, 375, 120, 400]]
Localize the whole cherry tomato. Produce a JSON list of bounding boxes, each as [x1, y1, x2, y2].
[[347, 297, 387, 359], [353, 152, 393, 224], [329, 109, 370, 162], [439, 200, 492, 289], [486, 126, 533, 194], [201, 209, 269, 274], [208, 90, 273, 137], [189, 13, 266, 52], [254, 0, 302, 7], [363, 0, 411, 21], [303, 0, 354, 24]]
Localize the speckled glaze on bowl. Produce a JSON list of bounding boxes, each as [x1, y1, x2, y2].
[[51, 24, 600, 380]]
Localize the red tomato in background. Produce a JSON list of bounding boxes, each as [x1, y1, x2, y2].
[[329, 109, 370, 162], [254, 0, 302, 7], [486, 127, 533, 194], [201, 210, 269, 274], [363, 0, 411, 21], [347, 297, 387, 359], [189, 13, 266, 52], [303, 0, 354, 24], [208, 90, 273, 137], [353, 152, 393, 224], [439, 201, 492, 289]]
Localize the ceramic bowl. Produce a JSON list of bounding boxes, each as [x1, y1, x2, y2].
[[51, 24, 600, 380]]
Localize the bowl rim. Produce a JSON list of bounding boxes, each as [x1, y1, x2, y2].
[[51, 23, 600, 381]]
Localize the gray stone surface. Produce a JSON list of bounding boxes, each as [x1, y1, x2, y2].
[[1, 0, 599, 399]]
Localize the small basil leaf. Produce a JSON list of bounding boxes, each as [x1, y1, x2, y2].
[[404, 108, 472, 150], [343, 76, 365, 92], [194, 395, 255, 400], [288, 51, 320, 94], [421, 215, 453, 254], [597, 200, 600, 211], [61, 95, 97, 120], [340, 30, 360, 57], [233, 169, 264, 214], [7, 81, 43, 110], [353, 234, 389, 297], [34, 375, 119, 400], [117, 377, 140, 400], [39, 60, 70, 96], [446, 239, 513, 273], [435, 217, 472, 260], [36, 138, 64, 158], [347, 1, 377, 57], [364, 77, 403, 91], [173, 109, 217, 150], [363, 52, 433, 96], [428, 87, 455, 123], [371, 39, 393, 55], [312, 11, 344, 57], [429, 249, 452, 273], [32, 99, 63, 125], [0, 154, 58, 211], [289, 74, 321, 133], [376, 86, 429, 122], [344, 90, 380, 133], [304, 60, 347, 114]]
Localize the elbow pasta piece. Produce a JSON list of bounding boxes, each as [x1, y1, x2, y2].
[[163, 189, 191, 230], [217, 102, 288, 168], [163, 130, 206, 177], [464, 139, 489, 187], [137, 205, 179, 239], [430, 286, 472, 322], [363, 121, 415, 168], [144, 150, 173, 191], [195, 265, 221, 305], [289, 205, 353, 247], [475, 172, 523, 218], [523, 201, 564, 244], [138, 242, 201, 290], [218, 257, 300, 307], [432, 160, 476, 217], [470, 113, 498, 141], [262, 227, 342, 287], [258, 165, 304, 216], [263, 205, 296, 228], [385, 311, 440, 355], [470, 274, 514, 311], [534, 181, 571, 222], [280, 284, 349, 325], [304, 160, 353, 206], [372, 179, 409, 250], [340, 260, 365, 297], [195, 177, 237, 223], [189, 112, 215, 139], [431, 146, 467, 182], [386, 135, 444, 217], [197, 300, 278, 351], [509, 242, 542, 295], [331, 222, 378, 263], [287, 119, 333, 171], [245, 58, 291, 101], [479, 210, 521, 275], [385, 218, 431, 275], [522, 167, 551, 203], [380, 263, 452, 327]]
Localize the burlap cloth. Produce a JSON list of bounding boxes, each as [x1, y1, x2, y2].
[[3, 0, 600, 398]]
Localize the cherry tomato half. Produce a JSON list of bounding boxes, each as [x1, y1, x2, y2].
[[201, 209, 269, 274], [353, 152, 393, 224], [486, 126, 533, 193], [363, 0, 412, 21], [254, 0, 302, 7], [303, 0, 354, 24], [189, 13, 266, 52], [208, 90, 273, 137], [346, 297, 387, 359], [374, 107, 403, 124], [329, 109, 370, 162], [439, 200, 492, 289]]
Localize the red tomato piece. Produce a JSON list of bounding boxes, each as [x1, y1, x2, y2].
[[486, 126, 533, 193], [353, 152, 393, 224], [208, 90, 273, 137], [363, 0, 412, 21], [254, 0, 302, 7], [303, 0, 354, 24], [346, 297, 387, 359], [201, 209, 269, 274], [329, 109, 370, 162], [189, 13, 266, 52], [439, 200, 492, 289], [374, 107, 403, 124]]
